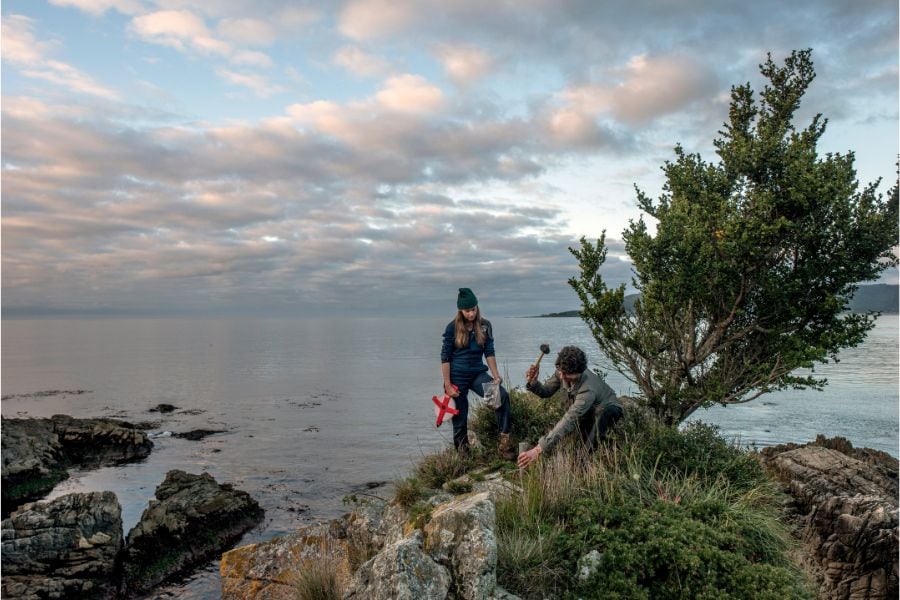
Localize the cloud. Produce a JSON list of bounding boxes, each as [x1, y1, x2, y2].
[[338, 0, 419, 40], [1, 15, 120, 100], [333, 45, 391, 77], [216, 69, 284, 97], [375, 74, 445, 114], [130, 9, 231, 55], [561, 54, 719, 125], [435, 44, 493, 85], [49, 0, 143, 15], [217, 17, 278, 46]]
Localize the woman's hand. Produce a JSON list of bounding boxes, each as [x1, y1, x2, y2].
[[492, 374, 503, 385], [525, 364, 539, 383], [444, 382, 459, 398], [517, 445, 542, 468]]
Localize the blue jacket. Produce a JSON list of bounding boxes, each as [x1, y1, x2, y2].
[[441, 319, 495, 379]]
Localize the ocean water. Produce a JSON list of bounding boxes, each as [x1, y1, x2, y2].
[[2, 314, 897, 597]]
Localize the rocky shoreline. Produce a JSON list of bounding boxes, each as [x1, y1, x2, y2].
[[1, 416, 263, 599], [2, 413, 897, 599], [220, 436, 898, 600]]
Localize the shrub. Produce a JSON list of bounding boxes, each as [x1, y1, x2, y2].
[[393, 476, 423, 508], [414, 446, 476, 489], [472, 387, 565, 452], [494, 423, 811, 599], [290, 556, 344, 600]]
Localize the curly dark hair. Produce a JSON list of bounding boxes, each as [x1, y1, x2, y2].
[[555, 346, 587, 375]]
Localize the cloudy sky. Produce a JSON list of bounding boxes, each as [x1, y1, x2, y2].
[[2, 0, 897, 317]]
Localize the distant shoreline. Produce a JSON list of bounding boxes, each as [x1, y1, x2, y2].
[[526, 284, 898, 317]]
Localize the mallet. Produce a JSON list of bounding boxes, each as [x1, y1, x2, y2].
[[534, 343, 550, 368]]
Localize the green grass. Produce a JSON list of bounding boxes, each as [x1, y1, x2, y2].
[[404, 391, 813, 599]]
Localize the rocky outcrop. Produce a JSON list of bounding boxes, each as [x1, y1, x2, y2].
[[221, 521, 352, 600], [1, 416, 153, 516], [423, 492, 497, 600], [1, 491, 123, 600], [121, 470, 264, 595], [224, 488, 522, 600], [1, 419, 67, 516], [761, 437, 899, 600], [344, 530, 451, 600]]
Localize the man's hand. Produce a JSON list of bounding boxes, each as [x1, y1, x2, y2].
[[525, 364, 539, 383], [444, 382, 459, 398], [517, 445, 542, 468]]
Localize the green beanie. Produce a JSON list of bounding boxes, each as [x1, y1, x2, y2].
[[457, 287, 478, 309]]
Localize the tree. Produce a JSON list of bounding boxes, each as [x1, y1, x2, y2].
[[569, 50, 898, 426]]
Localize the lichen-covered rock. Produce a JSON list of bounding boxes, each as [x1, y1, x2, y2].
[[344, 530, 451, 600], [121, 470, 264, 596], [343, 499, 409, 569], [423, 492, 497, 600], [761, 439, 899, 599], [1, 416, 153, 517], [221, 521, 351, 600], [1, 491, 123, 599]]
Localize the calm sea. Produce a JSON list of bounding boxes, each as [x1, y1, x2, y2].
[[2, 314, 897, 597]]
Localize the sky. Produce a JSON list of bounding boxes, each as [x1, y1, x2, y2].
[[2, 0, 898, 317]]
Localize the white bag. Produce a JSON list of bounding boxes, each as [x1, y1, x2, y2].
[[481, 381, 502, 409]]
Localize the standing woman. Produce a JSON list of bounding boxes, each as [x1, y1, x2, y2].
[[440, 288, 515, 459]]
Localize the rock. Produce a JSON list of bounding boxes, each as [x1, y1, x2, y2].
[[1, 491, 123, 599], [761, 439, 899, 599], [1, 419, 67, 515], [172, 429, 227, 441], [344, 530, 451, 600], [221, 521, 352, 600], [149, 404, 177, 413], [343, 499, 408, 569], [423, 492, 497, 600], [121, 470, 264, 596], [50, 415, 153, 467], [1, 416, 152, 517], [471, 472, 521, 504]]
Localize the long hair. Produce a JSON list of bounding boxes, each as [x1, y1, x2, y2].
[[454, 308, 486, 348]]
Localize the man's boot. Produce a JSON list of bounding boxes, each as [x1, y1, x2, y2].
[[498, 433, 516, 461]]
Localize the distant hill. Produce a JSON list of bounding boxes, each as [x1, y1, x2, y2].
[[531, 285, 897, 317], [848, 284, 898, 313]]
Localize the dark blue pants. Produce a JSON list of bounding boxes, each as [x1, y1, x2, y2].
[[450, 370, 510, 449]]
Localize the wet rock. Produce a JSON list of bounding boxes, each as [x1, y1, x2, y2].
[[50, 415, 153, 467], [423, 492, 497, 600], [1, 491, 123, 599], [148, 404, 177, 413], [121, 470, 264, 596], [220, 521, 351, 600], [1, 419, 67, 516], [172, 429, 227, 441], [1, 416, 152, 516], [344, 530, 451, 600], [761, 438, 899, 599]]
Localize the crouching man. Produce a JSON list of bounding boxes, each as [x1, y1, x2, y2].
[[517, 346, 624, 468]]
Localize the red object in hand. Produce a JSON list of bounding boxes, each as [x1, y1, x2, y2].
[[432, 385, 460, 427]]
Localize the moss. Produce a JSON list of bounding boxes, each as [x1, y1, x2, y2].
[[2, 468, 69, 513]]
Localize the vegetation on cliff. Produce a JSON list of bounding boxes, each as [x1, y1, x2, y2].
[[392, 390, 813, 599]]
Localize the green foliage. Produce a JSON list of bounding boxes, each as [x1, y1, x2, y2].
[[444, 478, 473, 494], [414, 446, 476, 489], [628, 421, 770, 492], [569, 49, 899, 424], [494, 424, 811, 599], [393, 476, 424, 508], [407, 500, 434, 530], [473, 387, 565, 450]]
